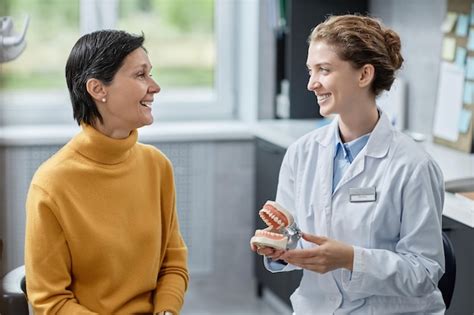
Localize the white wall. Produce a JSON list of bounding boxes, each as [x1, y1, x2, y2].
[[371, 0, 446, 134]]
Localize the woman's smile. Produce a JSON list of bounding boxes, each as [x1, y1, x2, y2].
[[317, 93, 331, 104]]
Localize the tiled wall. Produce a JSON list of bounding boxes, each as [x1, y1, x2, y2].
[[0, 140, 255, 284]]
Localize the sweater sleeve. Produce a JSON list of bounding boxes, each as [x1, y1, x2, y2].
[[25, 184, 98, 315], [153, 160, 189, 314]]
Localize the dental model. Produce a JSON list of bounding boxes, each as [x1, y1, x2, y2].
[[251, 201, 301, 250]]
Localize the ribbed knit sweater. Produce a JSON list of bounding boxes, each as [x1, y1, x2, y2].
[[25, 124, 188, 314]]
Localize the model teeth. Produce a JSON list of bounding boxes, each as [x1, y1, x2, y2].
[[259, 208, 288, 229], [252, 201, 295, 250], [255, 229, 285, 239], [140, 101, 152, 108]]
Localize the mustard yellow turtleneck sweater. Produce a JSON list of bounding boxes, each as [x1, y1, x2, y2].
[[25, 124, 189, 315]]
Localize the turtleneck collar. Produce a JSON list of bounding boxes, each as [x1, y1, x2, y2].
[[70, 124, 138, 165]]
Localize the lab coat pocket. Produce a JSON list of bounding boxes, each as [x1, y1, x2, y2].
[[298, 209, 314, 249], [299, 203, 328, 249], [304, 206, 315, 233], [332, 192, 376, 247], [304, 202, 325, 235]]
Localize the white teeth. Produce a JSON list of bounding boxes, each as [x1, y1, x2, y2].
[[317, 94, 330, 102], [260, 207, 288, 229], [140, 101, 152, 108]]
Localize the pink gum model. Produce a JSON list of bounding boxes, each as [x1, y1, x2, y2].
[[250, 201, 294, 250]]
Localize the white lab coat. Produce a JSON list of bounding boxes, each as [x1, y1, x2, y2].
[[265, 112, 446, 314]]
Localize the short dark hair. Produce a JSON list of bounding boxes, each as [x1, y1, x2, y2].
[[65, 30, 145, 126]]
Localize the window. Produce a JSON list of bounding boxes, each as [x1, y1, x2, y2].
[[0, 0, 235, 125]]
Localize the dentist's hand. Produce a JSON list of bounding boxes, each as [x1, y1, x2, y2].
[[280, 233, 354, 273], [250, 243, 286, 261]]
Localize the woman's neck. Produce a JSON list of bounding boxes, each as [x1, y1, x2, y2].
[[93, 119, 132, 139], [338, 104, 379, 143]]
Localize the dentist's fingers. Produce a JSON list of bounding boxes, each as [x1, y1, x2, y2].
[[253, 246, 286, 260], [280, 236, 354, 273], [302, 233, 327, 245]]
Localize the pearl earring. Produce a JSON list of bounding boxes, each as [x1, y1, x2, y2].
[[101, 98, 106, 102]]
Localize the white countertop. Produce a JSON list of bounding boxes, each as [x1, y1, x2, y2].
[[253, 119, 474, 182], [0, 121, 254, 146], [1, 119, 473, 227], [443, 192, 474, 228]]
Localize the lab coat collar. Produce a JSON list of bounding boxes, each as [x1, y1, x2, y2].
[[313, 117, 339, 147], [364, 111, 392, 159], [314, 110, 392, 158]]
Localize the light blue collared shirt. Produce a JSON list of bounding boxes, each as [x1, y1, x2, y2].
[[332, 129, 370, 193]]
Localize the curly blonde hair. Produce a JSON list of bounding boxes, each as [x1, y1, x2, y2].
[[308, 14, 403, 96]]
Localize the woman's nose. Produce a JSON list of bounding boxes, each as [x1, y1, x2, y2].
[[307, 76, 321, 91], [149, 78, 161, 94]]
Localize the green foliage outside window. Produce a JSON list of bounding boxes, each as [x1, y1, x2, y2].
[[0, 0, 214, 91]]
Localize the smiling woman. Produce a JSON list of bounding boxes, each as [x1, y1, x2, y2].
[[64, 31, 161, 138], [252, 14, 446, 315], [90, 47, 160, 138], [24, 30, 189, 315]]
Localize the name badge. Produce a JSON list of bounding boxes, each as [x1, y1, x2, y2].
[[349, 187, 376, 203]]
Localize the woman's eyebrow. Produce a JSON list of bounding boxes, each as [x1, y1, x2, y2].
[[132, 63, 152, 70], [307, 62, 331, 68]]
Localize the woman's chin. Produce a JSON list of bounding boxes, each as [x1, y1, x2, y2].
[[143, 117, 154, 126], [136, 116, 154, 128], [319, 106, 332, 117], [144, 112, 154, 124]]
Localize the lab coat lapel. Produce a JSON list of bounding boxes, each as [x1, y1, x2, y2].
[[333, 151, 366, 195], [313, 118, 337, 236], [312, 118, 343, 295]]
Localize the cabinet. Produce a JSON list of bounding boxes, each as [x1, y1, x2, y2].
[[442, 216, 474, 314], [254, 138, 302, 306]]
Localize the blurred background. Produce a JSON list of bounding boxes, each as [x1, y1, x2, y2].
[[1, 1, 473, 314]]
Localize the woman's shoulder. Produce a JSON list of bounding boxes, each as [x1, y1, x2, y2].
[[135, 142, 172, 166], [391, 131, 434, 163], [30, 143, 77, 189], [388, 131, 443, 179]]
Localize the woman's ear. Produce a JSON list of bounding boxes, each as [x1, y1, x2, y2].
[[86, 78, 107, 103], [358, 64, 375, 88]]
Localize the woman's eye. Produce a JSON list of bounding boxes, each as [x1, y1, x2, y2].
[[320, 67, 329, 73]]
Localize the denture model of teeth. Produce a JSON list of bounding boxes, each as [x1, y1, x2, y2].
[[250, 200, 294, 250]]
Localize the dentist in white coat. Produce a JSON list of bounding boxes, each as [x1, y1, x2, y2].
[[253, 15, 445, 314]]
